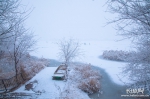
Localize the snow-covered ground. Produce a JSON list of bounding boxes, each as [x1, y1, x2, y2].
[[15, 40, 133, 98], [31, 40, 133, 85], [15, 67, 63, 98], [79, 40, 133, 85], [15, 67, 90, 99]]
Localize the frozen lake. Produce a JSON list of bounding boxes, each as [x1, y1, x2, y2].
[[30, 40, 133, 85]]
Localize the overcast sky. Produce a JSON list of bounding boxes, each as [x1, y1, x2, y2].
[[21, 0, 119, 41]]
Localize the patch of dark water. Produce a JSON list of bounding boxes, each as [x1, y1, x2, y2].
[[47, 59, 62, 67], [89, 66, 134, 99]]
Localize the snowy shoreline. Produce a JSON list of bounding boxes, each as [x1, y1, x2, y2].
[[15, 62, 128, 99], [30, 40, 133, 85]]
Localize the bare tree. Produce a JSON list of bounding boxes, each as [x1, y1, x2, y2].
[[0, 0, 36, 83], [0, 0, 28, 59], [107, 0, 150, 85], [107, 0, 150, 38], [58, 38, 82, 66], [0, 0, 23, 42], [0, 0, 19, 59], [7, 24, 35, 83], [58, 38, 82, 80]]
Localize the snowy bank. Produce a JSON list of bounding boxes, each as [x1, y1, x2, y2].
[[15, 67, 90, 99], [30, 40, 133, 85]]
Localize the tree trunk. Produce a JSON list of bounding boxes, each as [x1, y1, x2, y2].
[[15, 61, 19, 85]]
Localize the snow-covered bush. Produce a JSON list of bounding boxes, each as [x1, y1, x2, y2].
[[55, 81, 91, 99], [0, 54, 16, 79], [54, 64, 101, 99], [69, 64, 101, 94], [20, 58, 47, 80], [0, 54, 15, 73], [102, 50, 135, 62], [0, 56, 47, 91], [0, 53, 47, 80], [0, 71, 15, 79], [78, 78, 100, 94]]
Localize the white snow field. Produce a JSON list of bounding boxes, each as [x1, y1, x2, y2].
[[79, 40, 134, 85], [15, 67, 90, 99], [15, 67, 63, 98], [31, 40, 133, 85], [15, 40, 133, 98]]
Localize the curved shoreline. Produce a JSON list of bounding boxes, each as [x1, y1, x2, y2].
[[89, 66, 133, 99]]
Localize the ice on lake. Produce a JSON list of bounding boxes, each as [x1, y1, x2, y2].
[[30, 39, 133, 85]]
